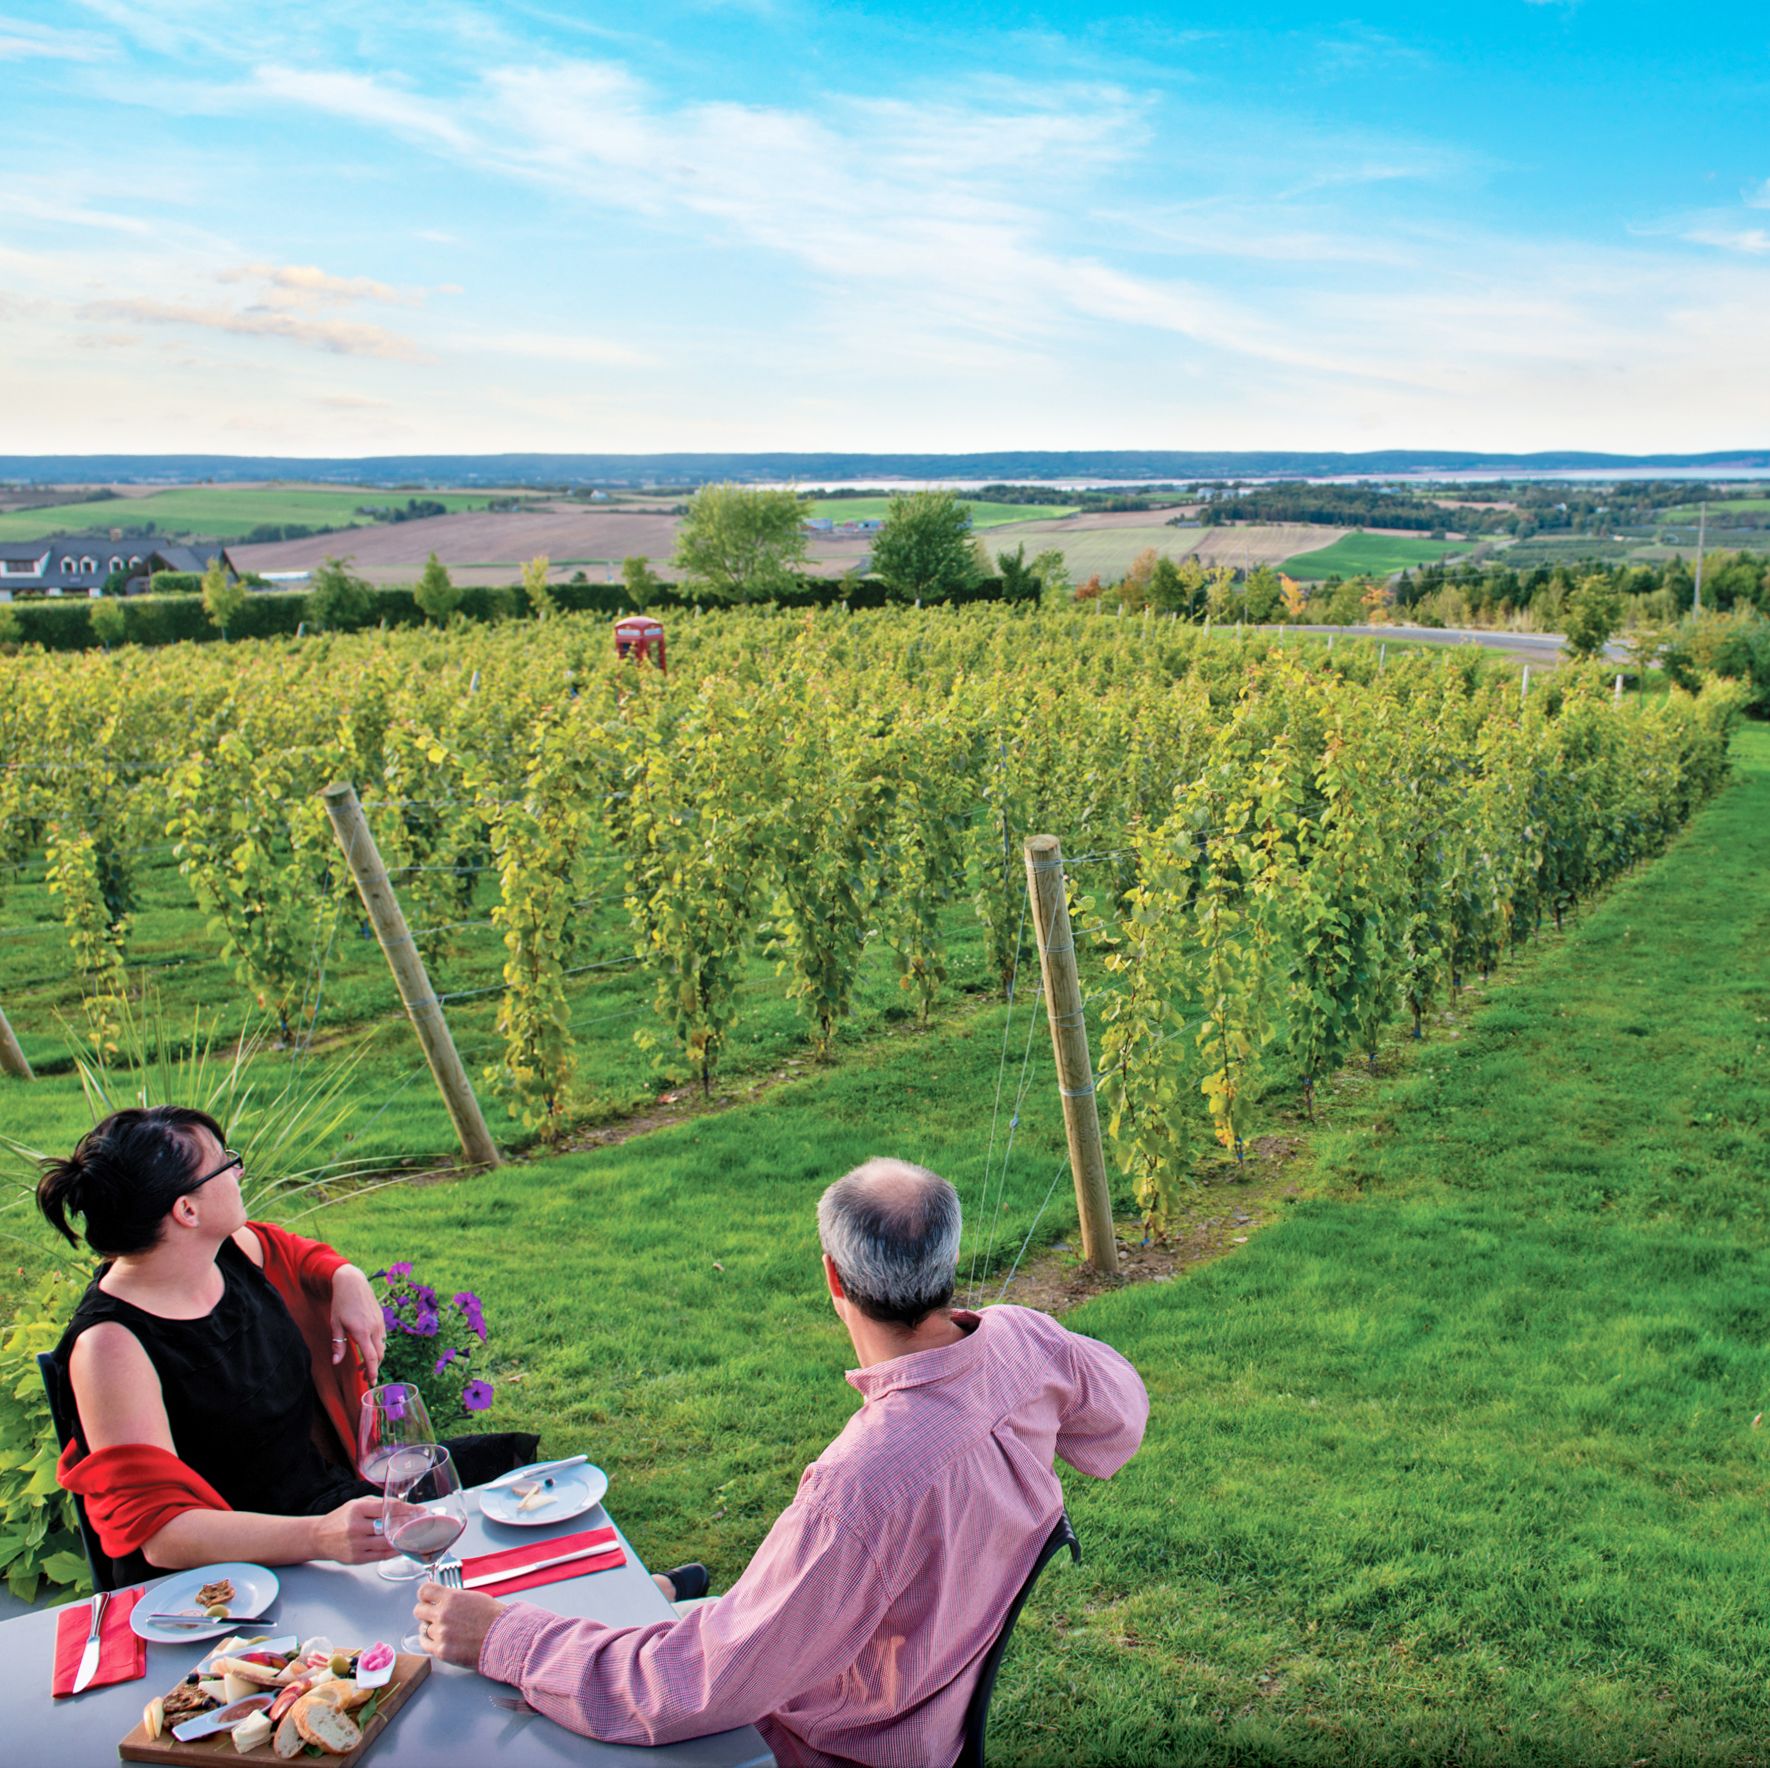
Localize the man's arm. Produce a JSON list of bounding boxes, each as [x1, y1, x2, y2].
[[468, 1495, 891, 1746], [1054, 1327, 1149, 1477]]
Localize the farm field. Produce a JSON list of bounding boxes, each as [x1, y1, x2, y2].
[[1282, 529, 1471, 579], [0, 485, 504, 544], [983, 518, 1335, 580], [808, 496, 1080, 528], [1662, 495, 1770, 519]]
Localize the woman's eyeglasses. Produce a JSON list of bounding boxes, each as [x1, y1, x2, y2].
[[190, 1148, 243, 1189]]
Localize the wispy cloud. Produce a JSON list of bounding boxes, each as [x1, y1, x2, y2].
[[1682, 224, 1770, 255], [253, 63, 477, 150], [0, 14, 115, 61], [79, 296, 421, 358], [219, 263, 429, 306]]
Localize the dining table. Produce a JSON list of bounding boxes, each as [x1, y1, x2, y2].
[[7, 1476, 772, 1767]]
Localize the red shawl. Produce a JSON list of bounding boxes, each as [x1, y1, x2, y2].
[[55, 1221, 370, 1559]]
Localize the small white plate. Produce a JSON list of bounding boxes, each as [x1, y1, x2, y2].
[[478, 1463, 608, 1527], [131, 1562, 281, 1644]]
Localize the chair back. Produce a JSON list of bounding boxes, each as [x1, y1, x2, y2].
[[955, 1509, 1081, 1768], [35, 1351, 138, 1594]]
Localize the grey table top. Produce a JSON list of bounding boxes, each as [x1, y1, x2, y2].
[[6, 1482, 770, 1767]]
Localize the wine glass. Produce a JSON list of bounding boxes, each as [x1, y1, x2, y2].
[[383, 1445, 469, 1652], [359, 1385, 437, 1584]]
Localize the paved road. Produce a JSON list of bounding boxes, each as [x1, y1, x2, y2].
[[1279, 623, 1628, 663]]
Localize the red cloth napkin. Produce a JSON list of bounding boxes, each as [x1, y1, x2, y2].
[[52, 1588, 147, 1698], [462, 1525, 626, 1596]]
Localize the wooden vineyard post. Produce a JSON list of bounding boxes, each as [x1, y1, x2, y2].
[[321, 782, 501, 1169], [0, 1000, 33, 1079], [1023, 835, 1119, 1277]]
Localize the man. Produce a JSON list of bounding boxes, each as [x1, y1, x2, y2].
[[415, 1157, 1149, 1767]]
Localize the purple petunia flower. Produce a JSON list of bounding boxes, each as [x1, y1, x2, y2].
[[462, 1379, 494, 1413], [412, 1307, 440, 1337], [453, 1291, 488, 1342], [387, 1262, 413, 1280], [385, 1388, 407, 1422], [434, 1348, 459, 1374], [381, 1303, 402, 1331]]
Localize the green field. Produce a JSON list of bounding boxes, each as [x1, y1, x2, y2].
[[1283, 530, 1470, 579], [808, 496, 1078, 529], [1661, 496, 1770, 521], [0, 487, 504, 544]]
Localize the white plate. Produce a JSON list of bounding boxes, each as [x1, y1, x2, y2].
[[131, 1562, 281, 1644], [478, 1462, 609, 1527]]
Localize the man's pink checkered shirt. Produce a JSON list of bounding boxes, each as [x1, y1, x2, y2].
[[479, 1303, 1149, 1767]]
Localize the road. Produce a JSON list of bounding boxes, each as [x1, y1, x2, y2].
[[1278, 623, 1628, 663]]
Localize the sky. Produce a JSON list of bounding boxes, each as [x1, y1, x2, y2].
[[2, 1, 1767, 457]]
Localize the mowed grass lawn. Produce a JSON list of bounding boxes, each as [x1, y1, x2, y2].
[[807, 497, 1078, 529], [316, 726, 1768, 1765], [0, 487, 503, 543], [1284, 530, 1471, 580]]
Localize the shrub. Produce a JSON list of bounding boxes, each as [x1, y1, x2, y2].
[[307, 557, 374, 632], [149, 570, 201, 594], [0, 1271, 90, 1601]]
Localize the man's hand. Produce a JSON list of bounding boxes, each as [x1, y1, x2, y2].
[[413, 1582, 506, 1668], [329, 1265, 385, 1382], [311, 1496, 397, 1565]]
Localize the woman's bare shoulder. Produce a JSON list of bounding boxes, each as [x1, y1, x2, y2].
[[233, 1225, 266, 1267]]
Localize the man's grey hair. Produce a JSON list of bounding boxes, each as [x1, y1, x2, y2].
[[817, 1158, 962, 1328]]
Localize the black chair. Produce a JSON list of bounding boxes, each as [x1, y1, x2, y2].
[[36, 1351, 147, 1593], [955, 1509, 1082, 1768]]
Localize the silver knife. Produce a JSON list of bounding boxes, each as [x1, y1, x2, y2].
[[463, 1540, 618, 1590], [483, 1454, 590, 1491], [172, 1694, 276, 1742], [71, 1589, 108, 1694]]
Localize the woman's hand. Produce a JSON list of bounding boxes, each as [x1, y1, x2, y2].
[[412, 1582, 506, 1668], [311, 1496, 397, 1564], [329, 1265, 385, 1382]]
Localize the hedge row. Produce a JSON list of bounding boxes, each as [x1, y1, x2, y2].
[[2, 573, 1022, 652]]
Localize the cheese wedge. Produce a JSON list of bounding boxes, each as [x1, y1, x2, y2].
[[232, 1711, 273, 1753]]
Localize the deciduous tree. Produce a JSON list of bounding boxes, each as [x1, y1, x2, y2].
[[414, 551, 460, 624], [201, 555, 247, 637], [871, 491, 978, 602], [672, 483, 808, 603]]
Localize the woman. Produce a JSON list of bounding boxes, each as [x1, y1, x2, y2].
[[41, 1105, 535, 1580]]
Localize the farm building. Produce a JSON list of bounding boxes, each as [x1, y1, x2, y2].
[[0, 536, 237, 599]]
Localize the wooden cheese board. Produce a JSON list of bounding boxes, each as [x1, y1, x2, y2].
[[117, 1653, 429, 1766]]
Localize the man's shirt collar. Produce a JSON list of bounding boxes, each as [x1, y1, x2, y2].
[[846, 1308, 986, 1399]]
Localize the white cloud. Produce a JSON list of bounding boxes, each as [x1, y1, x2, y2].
[[252, 63, 478, 151], [0, 14, 114, 61], [1682, 225, 1770, 255], [80, 296, 421, 358], [1745, 178, 1770, 210], [219, 263, 427, 306]]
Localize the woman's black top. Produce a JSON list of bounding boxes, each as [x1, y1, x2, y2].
[[55, 1236, 366, 1517]]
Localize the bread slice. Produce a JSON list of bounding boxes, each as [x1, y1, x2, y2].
[[308, 1679, 373, 1714], [273, 1705, 306, 1760], [294, 1694, 362, 1756]]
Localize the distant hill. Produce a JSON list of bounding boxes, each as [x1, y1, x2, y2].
[[2, 449, 1767, 487]]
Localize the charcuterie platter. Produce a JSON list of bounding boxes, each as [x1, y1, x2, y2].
[[117, 1632, 427, 1766]]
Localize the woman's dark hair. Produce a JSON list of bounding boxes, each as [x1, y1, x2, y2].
[[37, 1106, 227, 1257]]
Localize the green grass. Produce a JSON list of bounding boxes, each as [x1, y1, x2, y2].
[[4, 720, 1764, 1761], [1284, 531, 1470, 580], [807, 497, 1078, 529], [0, 488, 505, 544], [999, 722, 1770, 1763]]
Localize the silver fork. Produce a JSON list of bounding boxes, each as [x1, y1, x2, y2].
[[438, 1560, 541, 1716]]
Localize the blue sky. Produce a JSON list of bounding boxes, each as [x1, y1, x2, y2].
[[3, 1, 1766, 455]]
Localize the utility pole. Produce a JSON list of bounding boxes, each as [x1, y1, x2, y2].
[[322, 781, 501, 1169], [1024, 835, 1119, 1278]]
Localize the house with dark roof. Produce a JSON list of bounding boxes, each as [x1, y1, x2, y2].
[[0, 535, 236, 600]]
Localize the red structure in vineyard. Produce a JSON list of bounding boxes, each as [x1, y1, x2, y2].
[[613, 614, 666, 671]]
